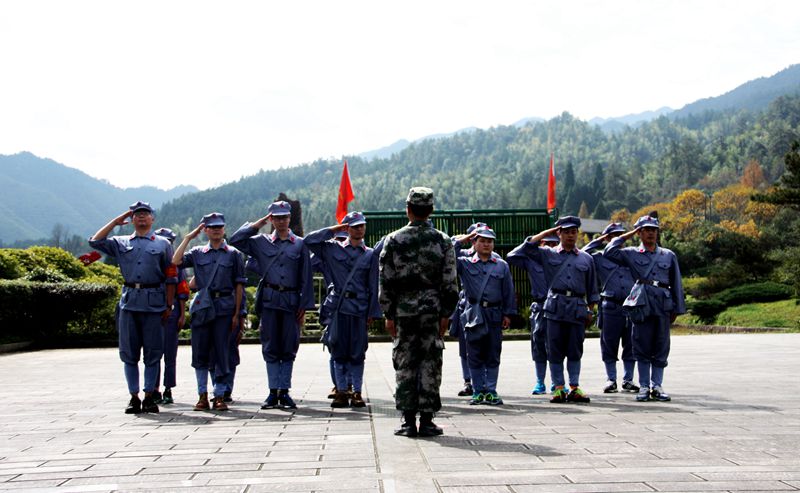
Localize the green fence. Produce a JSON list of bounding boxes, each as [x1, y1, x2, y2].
[[363, 208, 557, 315]]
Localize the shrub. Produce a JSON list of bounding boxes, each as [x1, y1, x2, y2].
[[715, 281, 793, 306], [689, 299, 727, 324], [0, 250, 24, 279], [23, 267, 72, 283], [26, 246, 87, 280], [689, 281, 794, 324], [86, 261, 124, 285], [0, 280, 118, 342]]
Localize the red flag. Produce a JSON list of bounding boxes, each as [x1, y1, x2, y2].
[[336, 160, 355, 223], [547, 152, 556, 212], [78, 251, 101, 265]]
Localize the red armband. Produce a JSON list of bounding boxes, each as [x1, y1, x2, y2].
[[164, 264, 178, 278], [177, 280, 190, 297]]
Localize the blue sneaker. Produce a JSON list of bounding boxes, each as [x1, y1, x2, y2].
[[261, 394, 279, 409], [469, 392, 484, 405], [531, 381, 547, 395], [483, 391, 504, 405]]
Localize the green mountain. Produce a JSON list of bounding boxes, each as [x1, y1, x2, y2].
[[0, 152, 197, 244], [157, 93, 800, 236], [671, 64, 800, 118]]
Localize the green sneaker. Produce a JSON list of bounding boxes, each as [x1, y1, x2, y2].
[[550, 387, 568, 403], [161, 388, 174, 405], [469, 392, 484, 405], [483, 391, 504, 405], [566, 387, 591, 403]]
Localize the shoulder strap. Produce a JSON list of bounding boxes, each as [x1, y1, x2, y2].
[[203, 248, 224, 289], [474, 261, 495, 302], [333, 249, 369, 312], [546, 253, 574, 293], [257, 238, 288, 285], [639, 247, 661, 281]]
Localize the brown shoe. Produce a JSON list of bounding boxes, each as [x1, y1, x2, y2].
[[327, 386, 337, 399], [193, 392, 210, 411], [212, 396, 229, 411], [331, 391, 350, 408], [350, 392, 366, 408]]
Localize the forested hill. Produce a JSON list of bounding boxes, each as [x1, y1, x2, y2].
[[0, 152, 197, 244], [671, 64, 800, 119], [157, 93, 800, 235]]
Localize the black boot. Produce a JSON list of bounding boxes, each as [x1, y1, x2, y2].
[[418, 412, 443, 437], [394, 411, 417, 437]]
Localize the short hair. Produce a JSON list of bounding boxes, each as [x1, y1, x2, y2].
[[407, 203, 433, 219]]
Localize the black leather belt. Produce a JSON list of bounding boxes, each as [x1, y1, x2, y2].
[[601, 295, 626, 303], [210, 291, 233, 298], [468, 298, 501, 308], [267, 283, 297, 292], [124, 282, 161, 289], [638, 279, 670, 289], [551, 288, 585, 297]]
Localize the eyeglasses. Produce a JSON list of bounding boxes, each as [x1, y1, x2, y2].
[[206, 225, 224, 230], [272, 216, 290, 221]]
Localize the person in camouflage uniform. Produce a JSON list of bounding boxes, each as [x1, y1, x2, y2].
[[379, 187, 458, 438]]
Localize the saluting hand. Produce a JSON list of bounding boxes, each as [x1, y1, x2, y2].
[[187, 223, 205, 240], [453, 231, 477, 245], [115, 210, 133, 226], [330, 223, 349, 232], [254, 213, 271, 229], [502, 316, 511, 329]]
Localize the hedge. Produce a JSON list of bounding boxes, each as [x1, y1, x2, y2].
[[0, 280, 118, 343], [689, 281, 794, 323]]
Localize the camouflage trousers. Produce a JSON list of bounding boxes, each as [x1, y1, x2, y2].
[[392, 314, 443, 412]]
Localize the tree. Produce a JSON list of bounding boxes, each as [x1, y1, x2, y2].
[[740, 159, 766, 189], [578, 201, 590, 218], [592, 200, 609, 219], [753, 140, 800, 208]]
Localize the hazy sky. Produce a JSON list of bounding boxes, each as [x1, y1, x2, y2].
[[1, 1, 798, 190]]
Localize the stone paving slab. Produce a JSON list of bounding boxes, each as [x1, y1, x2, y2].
[[0, 333, 799, 492]]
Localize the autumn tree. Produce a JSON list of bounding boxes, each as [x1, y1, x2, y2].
[[740, 160, 766, 189]]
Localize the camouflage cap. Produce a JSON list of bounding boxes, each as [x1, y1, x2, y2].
[[406, 187, 434, 207]]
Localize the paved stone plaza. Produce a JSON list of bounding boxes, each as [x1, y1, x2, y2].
[[0, 333, 799, 492]]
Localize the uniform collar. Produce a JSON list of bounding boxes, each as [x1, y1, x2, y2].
[[270, 231, 296, 243], [470, 252, 497, 263], [130, 230, 156, 241], [555, 244, 580, 255], [637, 243, 658, 253], [408, 219, 430, 227], [343, 239, 367, 251], [202, 241, 229, 253]]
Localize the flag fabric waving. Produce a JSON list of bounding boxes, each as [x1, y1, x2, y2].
[[547, 152, 556, 212], [336, 160, 355, 223]]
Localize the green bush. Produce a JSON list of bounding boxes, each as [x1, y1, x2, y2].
[[0, 280, 118, 342], [689, 299, 727, 324], [26, 246, 87, 280], [715, 281, 793, 306], [86, 261, 124, 285], [689, 281, 794, 324], [0, 249, 37, 273], [23, 267, 72, 283], [0, 250, 24, 279]]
